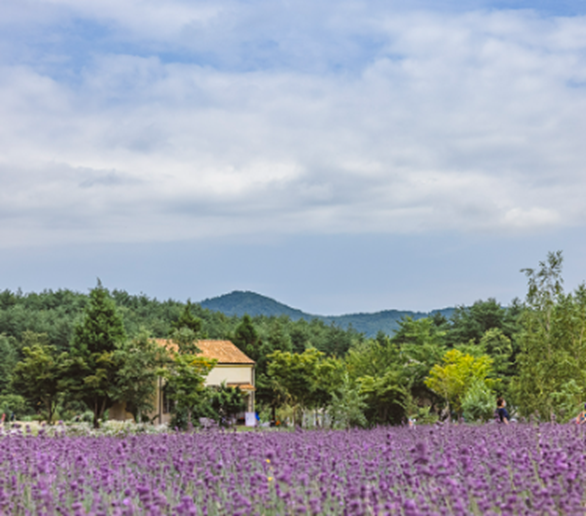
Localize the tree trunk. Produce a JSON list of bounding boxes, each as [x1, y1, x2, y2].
[[94, 398, 107, 429], [94, 399, 100, 429], [46, 399, 54, 424]]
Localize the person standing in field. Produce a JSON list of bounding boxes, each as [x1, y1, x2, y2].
[[496, 397, 510, 425], [574, 404, 586, 424]]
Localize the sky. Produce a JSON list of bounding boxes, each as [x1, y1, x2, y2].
[[1, 0, 586, 315]]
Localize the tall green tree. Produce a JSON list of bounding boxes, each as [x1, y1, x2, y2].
[[11, 343, 67, 423], [114, 331, 162, 423], [170, 328, 202, 355], [0, 335, 18, 394], [446, 299, 509, 346], [345, 337, 401, 380], [69, 282, 127, 428], [170, 301, 204, 336], [267, 347, 325, 426], [162, 353, 216, 427], [479, 328, 514, 392], [392, 317, 447, 407], [513, 251, 586, 420], [391, 316, 446, 348], [327, 373, 367, 429], [232, 315, 260, 358], [359, 370, 408, 425]]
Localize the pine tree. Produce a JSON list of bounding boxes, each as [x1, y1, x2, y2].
[[69, 281, 126, 428], [170, 301, 204, 335], [233, 314, 260, 358]]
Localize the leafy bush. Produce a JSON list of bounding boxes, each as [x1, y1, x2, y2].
[[0, 394, 30, 419], [462, 380, 495, 422], [550, 379, 584, 423], [327, 374, 367, 429]]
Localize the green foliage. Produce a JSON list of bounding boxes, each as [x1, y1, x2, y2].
[[168, 383, 243, 430], [550, 380, 584, 423], [170, 301, 204, 336], [162, 353, 216, 426], [0, 393, 30, 419], [241, 317, 298, 411], [346, 337, 401, 379], [72, 283, 127, 356], [358, 370, 408, 425], [345, 318, 448, 425], [207, 383, 246, 426], [114, 332, 162, 422], [391, 316, 446, 348], [267, 348, 325, 426], [0, 335, 18, 394], [392, 317, 447, 384], [69, 282, 127, 428], [233, 315, 260, 357], [7, 256, 585, 429], [513, 252, 586, 421], [170, 328, 202, 355], [0, 287, 365, 361], [479, 328, 514, 395], [327, 373, 367, 429], [480, 329, 512, 369], [393, 318, 447, 409], [446, 299, 512, 346], [425, 349, 494, 419], [411, 405, 439, 425], [313, 356, 345, 409], [461, 379, 495, 422], [11, 342, 68, 423]]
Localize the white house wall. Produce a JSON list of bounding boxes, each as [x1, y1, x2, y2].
[[205, 365, 253, 386]]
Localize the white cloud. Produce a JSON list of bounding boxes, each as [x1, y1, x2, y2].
[[1, 6, 586, 248], [38, 0, 222, 40]]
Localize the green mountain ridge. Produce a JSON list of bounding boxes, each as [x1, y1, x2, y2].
[[199, 290, 455, 337]]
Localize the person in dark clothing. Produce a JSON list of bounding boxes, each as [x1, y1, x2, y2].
[[496, 397, 510, 425]]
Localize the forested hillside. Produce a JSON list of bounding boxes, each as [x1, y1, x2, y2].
[[201, 291, 311, 319], [0, 288, 361, 356], [201, 290, 454, 336]]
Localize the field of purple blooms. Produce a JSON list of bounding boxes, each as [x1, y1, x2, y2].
[[0, 424, 585, 515]]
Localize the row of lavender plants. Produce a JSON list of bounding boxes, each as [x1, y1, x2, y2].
[[0, 424, 584, 515]]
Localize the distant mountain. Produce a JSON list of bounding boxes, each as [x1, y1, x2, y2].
[[199, 291, 454, 337], [200, 291, 312, 320]]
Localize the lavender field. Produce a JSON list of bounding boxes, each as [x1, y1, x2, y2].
[[1, 424, 585, 515]]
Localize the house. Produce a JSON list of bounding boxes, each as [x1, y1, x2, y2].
[[109, 339, 255, 424]]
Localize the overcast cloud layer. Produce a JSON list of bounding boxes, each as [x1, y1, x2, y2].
[[2, 0, 586, 249], [1, 1, 586, 313]]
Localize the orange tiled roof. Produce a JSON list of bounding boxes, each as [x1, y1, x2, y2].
[[155, 339, 254, 365]]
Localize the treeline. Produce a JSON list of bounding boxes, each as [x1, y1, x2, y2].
[[0, 288, 360, 356], [0, 284, 363, 426], [2, 251, 586, 428], [260, 251, 586, 427]]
